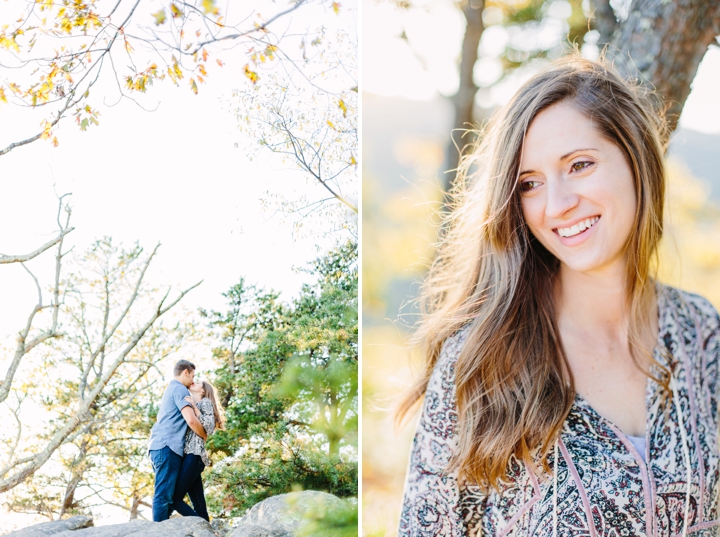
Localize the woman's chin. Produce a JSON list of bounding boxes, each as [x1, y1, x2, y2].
[[558, 254, 617, 276]]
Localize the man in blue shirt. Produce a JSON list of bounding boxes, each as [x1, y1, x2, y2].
[[148, 359, 207, 522]]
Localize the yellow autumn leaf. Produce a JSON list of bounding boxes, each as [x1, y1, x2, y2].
[[190, 77, 198, 95], [202, 0, 220, 15], [338, 99, 347, 118], [332, 1, 341, 14], [243, 64, 259, 84], [170, 3, 183, 18], [0, 87, 6, 103], [40, 121, 52, 139]]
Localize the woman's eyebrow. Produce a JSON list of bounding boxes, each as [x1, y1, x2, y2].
[[560, 147, 598, 160], [519, 148, 599, 177]]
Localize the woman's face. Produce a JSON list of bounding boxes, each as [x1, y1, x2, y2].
[[518, 102, 637, 276], [189, 381, 205, 396]]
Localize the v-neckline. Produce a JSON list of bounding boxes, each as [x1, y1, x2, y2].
[[569, 283, 667, 447]]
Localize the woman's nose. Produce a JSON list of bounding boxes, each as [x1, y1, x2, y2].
[[545, 177, 580, 219]]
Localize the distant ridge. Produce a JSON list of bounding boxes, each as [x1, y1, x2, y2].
[[669, 128, 720, 199]]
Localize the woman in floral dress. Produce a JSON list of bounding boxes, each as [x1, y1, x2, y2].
[[398, 56, 720, 536]]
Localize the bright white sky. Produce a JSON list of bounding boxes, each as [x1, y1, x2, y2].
[[0, 0, 356, 528], [362, 0, 720, 135], [0, 1, 358, 336]]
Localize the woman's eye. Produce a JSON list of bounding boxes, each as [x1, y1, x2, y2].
[[570, 160, 593, 173], [520, 180, 540, 192]]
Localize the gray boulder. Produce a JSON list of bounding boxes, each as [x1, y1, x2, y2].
[[5, 516, 93, 536], [225, 525, 287, 537], [208, 519, 235, 537], [229, 491, 344, 537], [50, 521, 148, 537], [6, 517, 217, 537]]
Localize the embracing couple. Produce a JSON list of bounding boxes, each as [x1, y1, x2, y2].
[[147, 359, 225, 522]]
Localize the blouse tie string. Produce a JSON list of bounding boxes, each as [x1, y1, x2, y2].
[[553, 438, 558, 537], [671, 374, 693, 537]]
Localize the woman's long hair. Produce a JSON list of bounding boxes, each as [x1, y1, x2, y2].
[[398, 55, 669, 489], [200, 380, 226, 431]]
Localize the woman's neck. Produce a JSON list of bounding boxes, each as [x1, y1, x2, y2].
[[192, 392, 203, 403], [555, 262, 628, 340]]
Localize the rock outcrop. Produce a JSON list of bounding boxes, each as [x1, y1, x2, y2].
[[5, 517, 217, 537], [229, 491, 344, 537], [5, 516, 94, 536], [5, 491, 347, 537]]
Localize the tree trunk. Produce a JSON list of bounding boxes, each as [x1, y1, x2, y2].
[[130, 495, 140, 520], [59, 439, 89, 517], [600, 0, 720, 134], [443, 0, 484, 196]]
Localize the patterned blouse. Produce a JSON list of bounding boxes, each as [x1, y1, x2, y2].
[[184, 397, 215, 467], [399, 284, 720, 536]]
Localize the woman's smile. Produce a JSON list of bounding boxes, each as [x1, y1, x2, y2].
[[554, 215, 600, 238]]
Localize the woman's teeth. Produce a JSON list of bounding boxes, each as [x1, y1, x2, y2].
[[557, 216, 600, 238]]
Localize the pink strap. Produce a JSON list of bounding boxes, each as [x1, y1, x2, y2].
[[558, 439, 598, 537]]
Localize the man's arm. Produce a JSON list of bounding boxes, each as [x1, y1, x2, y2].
[[181, 406, 207, 440]]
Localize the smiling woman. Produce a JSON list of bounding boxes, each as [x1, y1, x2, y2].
[[519, 105, 639, 273], [397, 56, 720, 536]]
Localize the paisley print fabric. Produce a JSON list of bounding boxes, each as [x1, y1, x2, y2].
[[184, 397, 215, 467], [399, 284, 720, 536]]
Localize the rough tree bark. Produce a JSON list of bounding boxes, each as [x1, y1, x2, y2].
[[596, 0, 720, 134], [59, 438, 90, 517], [443, 0, 484, 195]]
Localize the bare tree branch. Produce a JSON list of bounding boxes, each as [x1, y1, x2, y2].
[[0, 203, 71, 404], [0, 228, 74, 265]]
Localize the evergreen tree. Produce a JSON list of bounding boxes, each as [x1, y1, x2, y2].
[[205, 241, 358, 516]]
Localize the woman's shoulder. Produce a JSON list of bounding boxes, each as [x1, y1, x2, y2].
[[436, 324, 472, 369], [659, 282, 720, 328], [197, 397, 214, 411], [425, 324, 473, 392]]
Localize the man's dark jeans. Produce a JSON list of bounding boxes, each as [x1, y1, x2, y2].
[[171, 453, 209, 521], [149, 446, 183, 522]]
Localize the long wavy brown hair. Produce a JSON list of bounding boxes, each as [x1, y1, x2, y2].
[[398, 55, 669, 489], [199, 380, 226, 431]]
